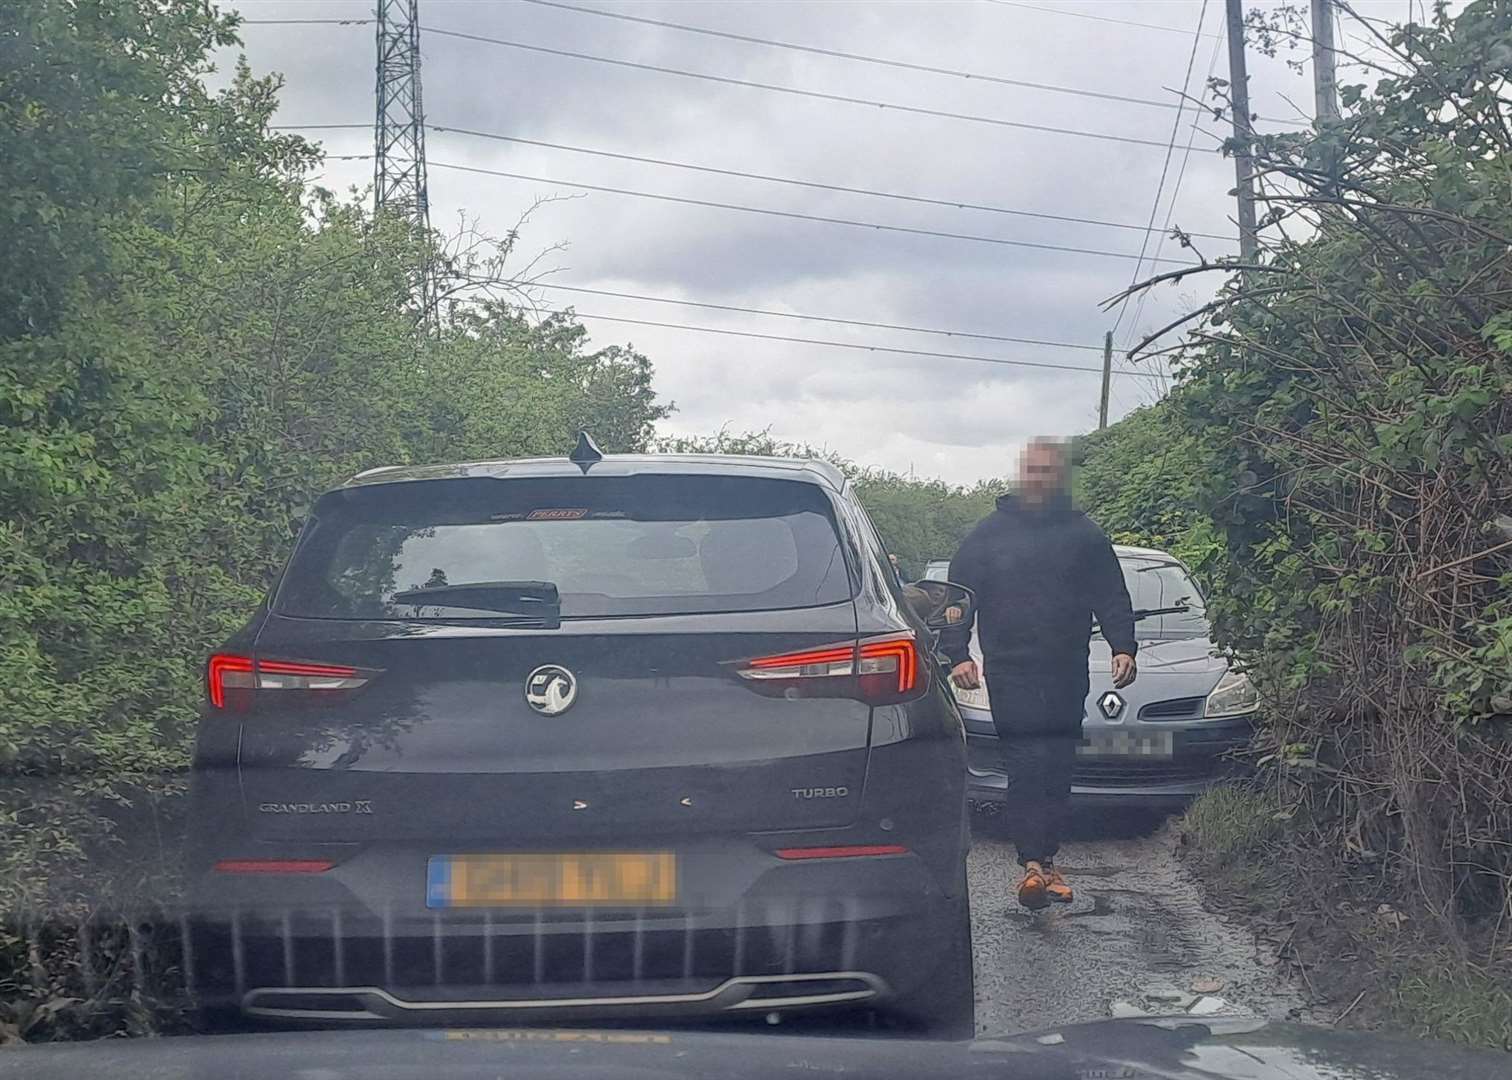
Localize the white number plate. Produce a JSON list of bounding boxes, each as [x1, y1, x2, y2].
[[1078, 730, 1175, 758]]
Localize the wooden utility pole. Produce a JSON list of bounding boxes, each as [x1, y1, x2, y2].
[[1224, 0, 1259, 263], [1098, 330, 1112, 430], [1310, 0, 1340, 123]]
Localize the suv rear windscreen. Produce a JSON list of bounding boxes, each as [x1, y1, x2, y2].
[[274, 474, 854, 619]]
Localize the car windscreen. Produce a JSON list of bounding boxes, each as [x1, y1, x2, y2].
[[274, 474, 854, 619], [1120, 557, 1208, 639]]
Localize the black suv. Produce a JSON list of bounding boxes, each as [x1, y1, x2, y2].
[[185, 439, 975, 1036]]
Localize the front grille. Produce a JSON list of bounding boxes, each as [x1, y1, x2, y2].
[[1072, 758, 1220, 787], [1139, 697, 1206, 721], [187, 906, 885, 1001]]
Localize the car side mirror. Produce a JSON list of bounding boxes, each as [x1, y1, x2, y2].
[[903, 580, 976, 631]]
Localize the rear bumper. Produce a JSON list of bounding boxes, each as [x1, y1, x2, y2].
[[236, 972, 890, 1024], [183, 845, 957, 1022]]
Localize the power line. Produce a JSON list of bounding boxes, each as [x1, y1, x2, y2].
[[244, 17, 1228, 145], [1122, 28, 1229, 360], [984, 1, 1222, 38], [262, 148, 1151, 357], [421, 25, 1205, 150], [521, 0, 1183, 111], [1111, 0, 1212, 342], [276, 122, 1234, 246], [515, 282, 1107, 352], [241, 17, 371, 25], [533, 309, 1165, 379], [428, 125, 1235, 242], [426, 159, 1196, 264]]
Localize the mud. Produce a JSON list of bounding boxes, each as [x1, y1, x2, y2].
[[968, 811, 1310, 1037]]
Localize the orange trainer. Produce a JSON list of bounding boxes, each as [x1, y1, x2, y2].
[[1044, 865, 1074, 904], [1017, 861, 1050, 910], [1018, 861, 1074, 909]]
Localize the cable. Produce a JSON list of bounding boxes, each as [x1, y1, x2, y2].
[[420, 26, 1202, 150], [240, 17, 371, 25], [250, 147, 1139, 356], [520, 0, 1182, 111], [528, 309, 1165, 379], [1121, 29, 1228, 360], [248, 18, 1226, 146], [515, 282, 1107, 352], [425, 159, 1194, 264], [273, 124, 1225, 253], [1110, 0, 1211, 343], [428, 126, 1235, 242], [983, 1, 1221, 38]]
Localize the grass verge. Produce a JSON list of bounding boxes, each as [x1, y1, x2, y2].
[[1180, 782, 1512, 1054]]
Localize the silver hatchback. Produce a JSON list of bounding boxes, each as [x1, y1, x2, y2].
[[924, 547, 1256, 809]]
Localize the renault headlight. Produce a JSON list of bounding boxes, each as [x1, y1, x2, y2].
[[1204, 671, 1260, 717]]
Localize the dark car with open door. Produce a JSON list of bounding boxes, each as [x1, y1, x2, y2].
[[185, 437, 976, 1037]]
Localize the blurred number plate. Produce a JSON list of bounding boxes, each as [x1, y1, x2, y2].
[[427, 852, 677, 908], [1078, 731, 1174, 758]]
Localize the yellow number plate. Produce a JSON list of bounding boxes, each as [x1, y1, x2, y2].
[[427, 852, 677, 908]]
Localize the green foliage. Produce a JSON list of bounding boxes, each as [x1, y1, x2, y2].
[[0, 0, 668, 931], [849, 473, 998, 580], [1181, 785, 1283, 862], [1395, 966, 1512, 1052], [1071, 404, 1216, 566], [0, 0, 240, 338], [655, 428, 998, 579], [1161, 0, 1512, 939]]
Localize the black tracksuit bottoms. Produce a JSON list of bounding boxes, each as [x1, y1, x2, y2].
[[985, 668, 1085, 868]]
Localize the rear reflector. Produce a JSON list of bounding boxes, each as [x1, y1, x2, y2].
[[207, 653, 373, 711], [734, 633, 924, 704], [213, 859, 335, 875], [774, 845, 909, 861]]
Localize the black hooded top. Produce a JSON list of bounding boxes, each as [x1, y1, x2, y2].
[[940, 494, 1138, 678]]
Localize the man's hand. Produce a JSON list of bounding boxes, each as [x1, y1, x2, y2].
[[1111, 653, 1137, 689], [950, 660, 981, 690]]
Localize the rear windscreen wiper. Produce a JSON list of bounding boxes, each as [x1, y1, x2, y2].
[[389, 580, 560, 615]]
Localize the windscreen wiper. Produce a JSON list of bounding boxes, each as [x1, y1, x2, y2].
[[1092, 601, 1189, 632], [389, 580, 560, 616]]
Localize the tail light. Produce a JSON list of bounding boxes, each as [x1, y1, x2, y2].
[[733, 632, 925, 705], [206, 653, 374, 712]]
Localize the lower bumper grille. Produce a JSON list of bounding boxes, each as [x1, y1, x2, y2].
[[187, 905, 891, 1008]]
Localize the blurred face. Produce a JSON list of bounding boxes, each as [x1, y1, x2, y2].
[[1018, 441, 1067, 505]]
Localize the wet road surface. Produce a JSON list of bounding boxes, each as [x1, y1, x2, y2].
[[968, 809, 1306, 1037]]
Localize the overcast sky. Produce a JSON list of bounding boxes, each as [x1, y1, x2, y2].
[[222, 0, 1418, 483]]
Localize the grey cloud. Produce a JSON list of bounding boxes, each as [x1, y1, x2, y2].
[[228, 0, 1332, 481]]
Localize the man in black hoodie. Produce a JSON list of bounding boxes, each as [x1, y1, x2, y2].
[[941, 438, 1138, 910]]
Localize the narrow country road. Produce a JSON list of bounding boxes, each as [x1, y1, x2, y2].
[[967, 811, 1306, 1037]]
